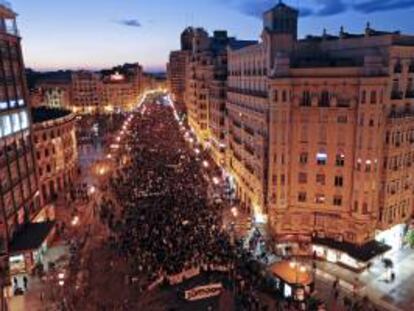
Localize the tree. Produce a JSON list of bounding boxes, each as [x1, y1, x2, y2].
[[406, 230, 414, 248]]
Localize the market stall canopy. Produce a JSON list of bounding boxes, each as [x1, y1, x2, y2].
[[269, 261, 313, 286]]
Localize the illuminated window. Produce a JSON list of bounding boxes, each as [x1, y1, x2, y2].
[[9, 100, 16, 108], [316, 152, 327, 165], [0, 101, 7, 110], [315, 194, 325, 204], [365, 160, 372, 172]]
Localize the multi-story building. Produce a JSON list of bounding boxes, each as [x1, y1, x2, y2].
[[32, 107, 78, 207], [186, 29, 254, 165], [71, 71, 102, 114], [226, 1, 414, 267], [102, 72, 137, 112], [40, 63, 144, 114], [39, 81, 72, 109], [167, 50, 190, 114], [0, 4, 43, 303], [167, 28, 196, 114]]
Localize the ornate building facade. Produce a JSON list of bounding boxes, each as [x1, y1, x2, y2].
[[177, 2, 414, 267], [32, 107, 78, 207]]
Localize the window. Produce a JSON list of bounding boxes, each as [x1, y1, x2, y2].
[[370, 91, 377, 104], [336, 153, 345, 167], [354, 201, 359, 212], [334, 176, 344, 187], [281, 174, 285, 185], [319, 91, 330, 107], [282, 90, 287, 102], [316, 174, 326, 185], [362, 203, 368, 214], [274, 90, 278, 102], [337, 116, 347, 124], [316, 152, 327, 165], [298, 192, 307, 202], [333, 196, 343, 206], [357, 159, 362, 171], [315, 194, 325, 204], [299, 152, 308, 164], [301, 90, 311, 106], [361, 90, 366, 104], [298, 172, 307, 184], [365, 160, 372, 172]]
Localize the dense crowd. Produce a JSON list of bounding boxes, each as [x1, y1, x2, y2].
[[106, 101, 235, 287]]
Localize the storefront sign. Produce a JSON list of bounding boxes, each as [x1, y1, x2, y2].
[[184, 283, 223, 301]]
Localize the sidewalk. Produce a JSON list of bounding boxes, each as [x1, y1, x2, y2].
[[314, 248, 414, 311]]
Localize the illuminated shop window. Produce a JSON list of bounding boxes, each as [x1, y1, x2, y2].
[[1, 115, 12, 136], [19, 110, 28, 129], [9, 100, 16, 108], [18, 99, 24, 106], [11, 113, 20, 132], [0, 101, 7, 110]]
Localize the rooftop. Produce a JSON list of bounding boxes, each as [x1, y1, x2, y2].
[[31, 106, 72, 124]]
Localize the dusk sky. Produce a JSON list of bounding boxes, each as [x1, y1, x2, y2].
[[11, 0, 414, 72]]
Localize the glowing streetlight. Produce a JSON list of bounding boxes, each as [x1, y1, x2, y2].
[[89, 186, 96, 195], [58, 280, 65, 287], [202, 160, 209, 168], [107, 154, 112, 159], [231, 207, 238, 217], [212, 177, 220, 185], [116, 136, 121, 142], [71, 216, 79, 226], [58, 273, 65, 280], [194, 148, 200, 155]]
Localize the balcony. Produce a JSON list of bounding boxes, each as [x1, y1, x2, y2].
[[232, 120, 241, 128], [245, 126, 255, 136], [228, 87, 268, 99], [244, 144, 255, 156]]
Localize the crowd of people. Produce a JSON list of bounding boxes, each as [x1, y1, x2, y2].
[[105, 101, 236, 289]]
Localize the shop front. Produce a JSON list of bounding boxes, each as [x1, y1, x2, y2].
[[8, 221, 56, 278], [312, 237, 391, 271]]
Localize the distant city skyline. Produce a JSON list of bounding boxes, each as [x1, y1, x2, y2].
[[12, 0, 414, 72]]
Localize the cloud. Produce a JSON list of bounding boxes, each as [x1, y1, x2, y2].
[[353, 0, 414, 13], [116, 19, 142, 28], [315, 0, 347, 16], [220, 0, 414, 18]]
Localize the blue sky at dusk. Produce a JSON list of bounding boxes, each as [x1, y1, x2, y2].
[[11, 0, 414, 72]]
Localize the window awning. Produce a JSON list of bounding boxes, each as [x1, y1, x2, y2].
[[9, 221, 55, 254]]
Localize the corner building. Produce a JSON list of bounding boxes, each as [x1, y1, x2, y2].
[[226, 1, 414, 262]]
